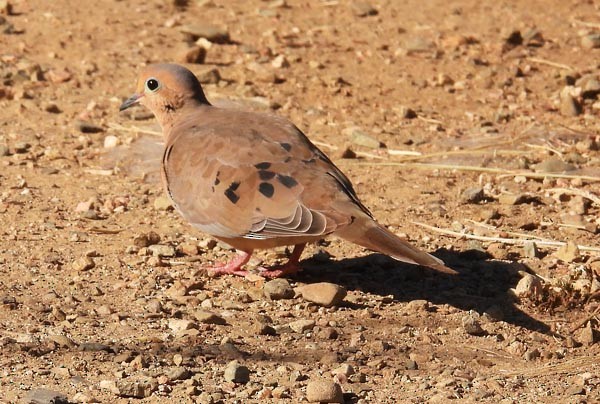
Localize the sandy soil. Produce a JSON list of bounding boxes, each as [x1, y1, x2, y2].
[[0, 0, 599, 402]]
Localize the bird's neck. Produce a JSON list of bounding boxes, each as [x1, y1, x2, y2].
[[160, 101, 212, 140]]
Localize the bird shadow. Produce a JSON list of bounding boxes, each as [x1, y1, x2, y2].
[[295, 248, 552, 335]]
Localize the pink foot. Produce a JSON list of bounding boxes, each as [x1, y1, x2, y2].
[[206, 251, 252, 277], [257, 243, 306, 278]]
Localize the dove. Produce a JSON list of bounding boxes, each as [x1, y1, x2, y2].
[[119, 63, 456, 278]]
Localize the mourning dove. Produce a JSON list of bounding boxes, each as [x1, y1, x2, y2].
[[120, 63, 456, 277]]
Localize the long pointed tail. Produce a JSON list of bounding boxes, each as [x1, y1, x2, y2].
[[337, 218, 457, 274]]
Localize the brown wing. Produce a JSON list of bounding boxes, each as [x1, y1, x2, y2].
[[161, 107, 369, 240]]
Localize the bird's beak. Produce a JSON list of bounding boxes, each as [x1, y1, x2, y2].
[[119, 93, 143, 111]]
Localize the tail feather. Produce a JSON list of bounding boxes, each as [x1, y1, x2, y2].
[[338, 219, 457, 275]]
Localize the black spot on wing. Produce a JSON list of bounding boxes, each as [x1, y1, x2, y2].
[[225, 181, 241, 204], [277, 174, 298, 188], [254, 162, 271, 170], [258, 170, 276, 180], [280, 142, 292, 152], [259, 182, 275, 198]]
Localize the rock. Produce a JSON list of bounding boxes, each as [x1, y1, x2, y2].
[[263, 278, 295, 300], [498, 193, 529, 205], [75, 120, 103, 133], [179, 23, 230, 43], [522, 241, 539, 259], [333, 364, 355, 377], [114, 379, 157, 398], [288, 319, 316, 333], [133, 231, 161, 247], [565, 385, 585, 395], [559, 88, 582, 117], [582, 78, 600, 99], [405, 299, 430, 312], [579, 322, 597, 345], [398, 105, 417, 119], [535, 157, 576, 173], [71, 392, 97, 403], [581, 33, 600, 49], [100, 137, 121, 153], [523, 348, 540, 361], [194, 310, 227, 325], [26, 388, 68, 404], [462, 313, 485, 336], [297, 283, 347, 307], [154, 195, 173, 211], [306, 380, 344, 403], [178, 45, 207, 64], [352, 2, 377, 17], [555, 241, 580, 263], [343, 127, 382, 149], [177, 241, 199, 256], [514, 274, 543, 299], [197, 67, 221, 84], [47, 334, 76, 348], [271, 54, 289, 68], [0, 0, 13, 15], [148, 244, 176, 257], [224, 360, 250, 383], [460, 187, 484, 204], [168, 319, 198, 333], [166, 366, 191, 381], [72, 256, 95, 271], [44, 102, 62, 114]]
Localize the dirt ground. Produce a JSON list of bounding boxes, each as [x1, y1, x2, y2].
[[1, 0, 600, 402]]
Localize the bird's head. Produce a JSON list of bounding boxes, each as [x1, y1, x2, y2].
[[120, 63, 210, 129]]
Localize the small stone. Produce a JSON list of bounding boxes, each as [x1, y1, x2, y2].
[[44, 102, 62, 114], [179, 23, 230, 43], [194, 310, 227, 325], [178, 241, 199, 256], [297, 283, 347, 307], [352, 1, 378, 17], [343, 126, 383, 149], [75, 120, 103, 134], [0, 0, 13, 15], [115, 379, 157, 398], [559, 89, 582, 117], [514, 274, 543, 299], [103, 135, 119, 149], [71, 392, 97, 403], [405, 299, 430, 312], [555, 241, 580, 263], [148, 244, 176, 257], [271, 54, 289, 68], [535, 157, 576, 173], [462, 313, 485, 336], [224, 360, 250, 383], [288, 319, 316, 333], [566, 385, 585, 395], [398, 105, 417, 119], [166, 367, 191, 381], [263, 278, 294, 300], [169, 319, 198, 333], [581, 33, 600, 49], [524, 348, 540, 361], [133, 232, 160, 249], [306, 380, 344, 403], [178, 45, 207, 64], [460, 187, 484, 204], [154, 195, 173, 211], [72, 256, 95, 271], [333, 364, 355, 377], [498, 193, 528, 205], [47, 334, 76, 348], [579, 322, 597, 345], [522, 241, 539, 259], [26, 388, 68, 404], [197, 67, 221, 84]]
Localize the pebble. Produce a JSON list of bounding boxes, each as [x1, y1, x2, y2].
[[522, 241, 539, 259], [462, 313, 485, 336], [579, 322, 597, 345], [47, 334, 76, 348], [75, 120, 103, 133], [306, 380, 344, 403], [405, 299, 430, 312], [103, 135, 119, 149], [514, 274, 543, 299], [166, 366, 191, 381], [133, 231, 161, 247], [263, 278, 295, 300], [581, 33, 600, 49], [224, 360, 250, 383], [343, 127, 382, 149], [114, 379, 157, 398], [44, 102, 61, 113], [297, 283, 347, 307], [179, 23, 230, 43], [498, 193, 528, 205], [352, 1, 378, 17], [178, 45, 207, 64], [559, 88, 582, 117], [168, 319, 198, 333], [460, 187, 484, 204], [26, 388, 68, 404], [555, 241, 580, 263], [535, 157, 576, 173], [153, 195, 173, 211], [288, 319, 315, 333], [197, 67, 221, 84], [148, 244, 176, 257], [72, 256, 95, 271], [194, 310, 227, 325]]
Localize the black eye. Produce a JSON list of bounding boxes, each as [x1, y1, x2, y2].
[[145, 78, 160, 92]]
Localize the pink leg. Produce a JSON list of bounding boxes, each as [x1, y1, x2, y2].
[[257, 243, 306, 279], [206, 250, 253, 277]]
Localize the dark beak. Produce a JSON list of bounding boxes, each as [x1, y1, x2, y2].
[[119, 93, 143, 111]]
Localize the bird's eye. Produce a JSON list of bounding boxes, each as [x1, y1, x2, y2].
[[145, 78, 160, 92]]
